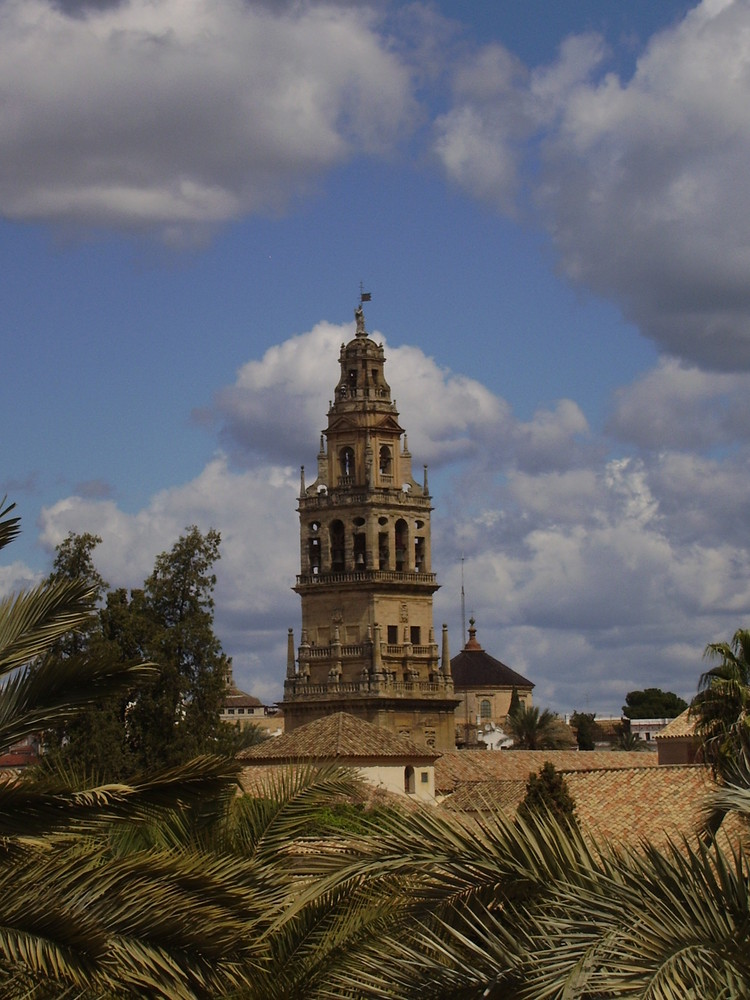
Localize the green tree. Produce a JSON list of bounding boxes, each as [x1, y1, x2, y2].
[[43, 526, 232, 776], [516, 761, 578, 830], [41, 532, 140, 780], [622, 686, 688, 719], [0, 498, 342, 998], [691, 628, 750, 780], [611, 720, 645, 750], [47, 531, 108, 636], [507, 686, 521, 717], [127, 525, 230, 769], [505, 704, 575, 749], [570, 710, 598, 750]]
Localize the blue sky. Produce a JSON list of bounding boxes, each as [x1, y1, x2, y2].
[[4, 0, 750, 716]]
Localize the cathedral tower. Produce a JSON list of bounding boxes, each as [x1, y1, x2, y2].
[[283, 300, 458, 750]]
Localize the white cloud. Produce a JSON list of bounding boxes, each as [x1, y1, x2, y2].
[[37, 455, 300, 695], [434, 0, 750, 371], [0, 0, 416, 237], [608, 358, 750, 449], [211, 320, 510, 469]]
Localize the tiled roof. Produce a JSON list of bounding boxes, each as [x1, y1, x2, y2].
[[442, 778, 527, 814], [440, 762, 745, 851], [450, 623, 533, 690], [451, 648, 534, 690], [223, 684, 262, 709], [565, 765, 720, 848], [238, 712, 439, 763], [435, 749, 657, 795], [655, 708, 698, 739]]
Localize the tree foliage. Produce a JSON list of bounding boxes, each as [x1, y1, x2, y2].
[[505, 704, 575, 750], [43, 525, 233, 778], [692, 628, 750, 781], [622, 686, 688, 719], [516, 761, 578, 831], [128, 526, 230, 769], [570, 709, 598, 750]]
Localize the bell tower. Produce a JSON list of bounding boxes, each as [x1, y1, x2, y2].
[[283, 299, 458, 750]]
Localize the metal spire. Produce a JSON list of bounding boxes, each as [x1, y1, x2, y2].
[[461, 555, 466, 648]]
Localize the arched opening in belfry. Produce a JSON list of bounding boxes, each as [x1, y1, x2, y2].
[[353, 532, 366, 571], [307, 521, 321, 575], [378, 532, 389, 570], [379, 445, 392, 477], [330, 520, 345, 572], [340, 447, 355, 481], [395, 519, 408, 572], [414, 535, 425, 572], [308, 537, 320, 575]]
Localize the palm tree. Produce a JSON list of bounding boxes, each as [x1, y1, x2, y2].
[[0, 499, 264, 997], [691, 627, 750, 779], [504, 704, 574, 749]]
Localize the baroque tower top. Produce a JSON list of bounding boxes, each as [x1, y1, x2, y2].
[[283, 297, 457, 751]]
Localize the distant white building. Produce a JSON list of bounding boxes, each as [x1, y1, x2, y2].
[[221, 666, 282, 737], [628, 718, 675, 744], [475, 722, 513, 751]]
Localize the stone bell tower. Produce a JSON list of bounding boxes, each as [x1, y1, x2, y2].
[[283, 299, 458, 750]]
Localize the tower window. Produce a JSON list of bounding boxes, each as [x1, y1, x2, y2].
[[308, 537, 320, 574], [353, 533, 366, 570], [395, 519, 408, 571], [410, 626, 421, 645], [480, 699, 492, 720], [340, 447, 354, 479], [414, 536, 425, 571], [330, 520, 345, 572], [379, 445, 392, 476], [387, 625, 398, 644], [378, 532, 388, 570]]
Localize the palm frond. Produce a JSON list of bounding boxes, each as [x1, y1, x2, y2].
[[0, 656, 157, 754], [0, 755, 242, 844], [0, 578, 96, 677], [0, 499, 21, 554]]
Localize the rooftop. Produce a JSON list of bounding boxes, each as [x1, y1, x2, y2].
[[655, 708, 698, 739], [435, 749, 658, 796], [238, 712, 439, 764], [450, 620, 534, 690]]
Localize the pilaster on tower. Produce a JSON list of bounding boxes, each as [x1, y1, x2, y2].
[[283, 297, 458, 751]]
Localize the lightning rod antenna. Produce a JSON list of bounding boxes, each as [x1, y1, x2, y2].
[[461, 554, 466, 648]]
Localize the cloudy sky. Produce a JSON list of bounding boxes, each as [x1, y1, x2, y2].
[[3, 0, 750, 716]]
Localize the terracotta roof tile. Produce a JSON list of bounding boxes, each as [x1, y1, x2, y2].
[[238, 712, 438, 764], [439, 758, 745, 853], [434, 749, 657, 795], [655, 708, 698, 739], [564, 765, 719, 848], [224, 684, 262, 709]]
